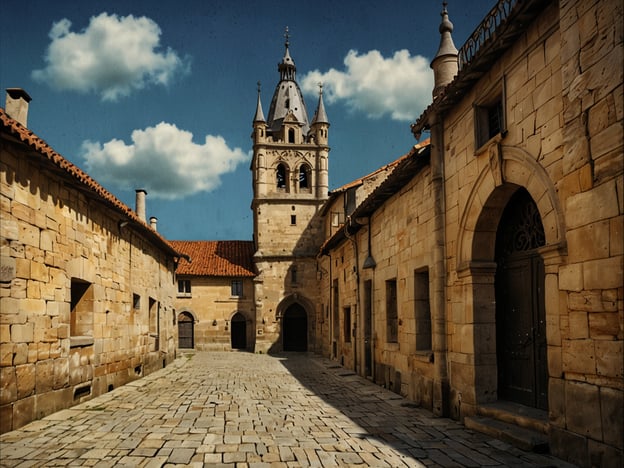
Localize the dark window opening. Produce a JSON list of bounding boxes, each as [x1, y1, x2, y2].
[[277, 164, 286, 189], [133, 293, 140, 309], [288, 128, 295, 143], [231, 280, 243, 297], [386, 279, 398, 343], [299, 164, 310, 189], [71, 279, 93, 337], [414, 269, 431, 351], [344, 306, 351, 343], [177, 279, 191, 297], [291, 215, 297, 225]]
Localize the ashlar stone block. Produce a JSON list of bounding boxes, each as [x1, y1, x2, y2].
[[565, 380, 602, 440]]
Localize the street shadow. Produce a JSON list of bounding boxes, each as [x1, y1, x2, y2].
[[274, 352, 467, 465]]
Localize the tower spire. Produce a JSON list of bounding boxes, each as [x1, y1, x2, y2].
[[430, 1, 458, 98]]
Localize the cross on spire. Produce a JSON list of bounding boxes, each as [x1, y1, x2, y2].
[[284, 26, 290, 47]]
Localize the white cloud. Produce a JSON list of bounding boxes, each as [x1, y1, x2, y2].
[[32, 13, 190, 101], [82, 122, 249, 199], [301, 49, 433, 122]]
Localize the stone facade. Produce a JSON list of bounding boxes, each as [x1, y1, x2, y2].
[[320, 0, 623, 466], [0, 105, 180, 434]]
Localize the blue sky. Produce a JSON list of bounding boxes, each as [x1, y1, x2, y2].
[[1, 0, 494, 241]]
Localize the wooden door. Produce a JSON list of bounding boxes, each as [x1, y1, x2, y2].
[[496, 253, 547, 409], [178, 313, 194, 349], [495, 187, 548, 410]]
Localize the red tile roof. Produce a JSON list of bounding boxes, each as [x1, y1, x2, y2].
[[171, 240, 256, 277], [0, 107, 181, 258]]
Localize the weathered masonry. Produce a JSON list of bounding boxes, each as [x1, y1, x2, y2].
[[0, 93, 182, 434], [321, 1, 623, 466]]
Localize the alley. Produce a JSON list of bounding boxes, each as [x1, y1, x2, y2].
[[0, 352, 575, 467]]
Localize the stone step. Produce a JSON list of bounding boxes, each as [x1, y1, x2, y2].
[[477, 401, 549, 434], [465, 415, 549, 453]]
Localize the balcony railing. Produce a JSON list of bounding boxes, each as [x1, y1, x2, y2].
[[458, 0, 518, 70]]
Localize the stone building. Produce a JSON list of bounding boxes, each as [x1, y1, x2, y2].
[[0, 92, 182, 433], [320, 0, 623, 466], [170, 240, 256, 351]]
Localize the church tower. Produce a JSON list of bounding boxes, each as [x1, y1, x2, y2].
[[251, 29, 329, 353]]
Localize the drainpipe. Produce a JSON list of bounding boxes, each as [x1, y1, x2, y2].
[[430, 111, 449, 417]]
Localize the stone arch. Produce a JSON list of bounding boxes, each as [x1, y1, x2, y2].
[[456, 144, 566, 270], [277, 294, 314, 352], [453, 143, 566, 412], [230, 311, 249, 350]]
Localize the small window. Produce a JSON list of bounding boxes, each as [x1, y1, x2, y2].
[[71, 278, 93, 337], [177, 279, 191, 297], [331, 212, 344, 227], [414, 269, 432, 351], [149, 297, 159, 351], [276, 164, 286, 189], [231, 280, 243, 297], [288, 128, 295, 143], [386, 279, 398, 343], [474, 79, 506, 149], [343, 306, 351, 343], [291, 266, 298, 284], [291, 215, 297, 225], [133, 293, 141, 310]]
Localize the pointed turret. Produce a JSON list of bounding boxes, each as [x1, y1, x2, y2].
[[311, 84, 329, 147], [253, 81, 266, 123], [430, 2, 458, 99], [253, 81, 267, 145], [266, 28, 310, 136], [311, 84, 329, 125]]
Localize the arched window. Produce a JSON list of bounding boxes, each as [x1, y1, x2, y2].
[[288, 128, 295, 143], [299, 164, 310, 189], [276, 164, 286, 189]]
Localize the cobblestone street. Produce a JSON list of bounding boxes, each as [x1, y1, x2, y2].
[[0, 352, 575, 467]]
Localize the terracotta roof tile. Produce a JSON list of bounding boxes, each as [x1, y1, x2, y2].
[[170, 240, 256, 277], [0, 107, 181, 258]]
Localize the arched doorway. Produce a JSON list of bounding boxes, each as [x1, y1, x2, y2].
[[231, 312, 247, 349], [283, 303, 307, 351], [178, 312, 194, 349], [495, 187, 548, 409]]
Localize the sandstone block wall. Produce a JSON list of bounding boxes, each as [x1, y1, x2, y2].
[[0, 139, 177, 434], [318, 164, 436, 408], [439, 1, 622, 465]]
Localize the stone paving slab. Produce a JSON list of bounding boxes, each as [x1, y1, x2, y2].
[[0, 352, 577, 467]]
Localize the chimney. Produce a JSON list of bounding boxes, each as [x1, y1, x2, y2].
[[135, 189, 147, 222], [149, 216, 158, 231], [5, 88, 32, 127]]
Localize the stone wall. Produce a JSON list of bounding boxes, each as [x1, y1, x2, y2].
[[318, 163, 436, 407], [439, 0, 622, 465], [318, 1, 622, 465], [0, 134, 178, 433]]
